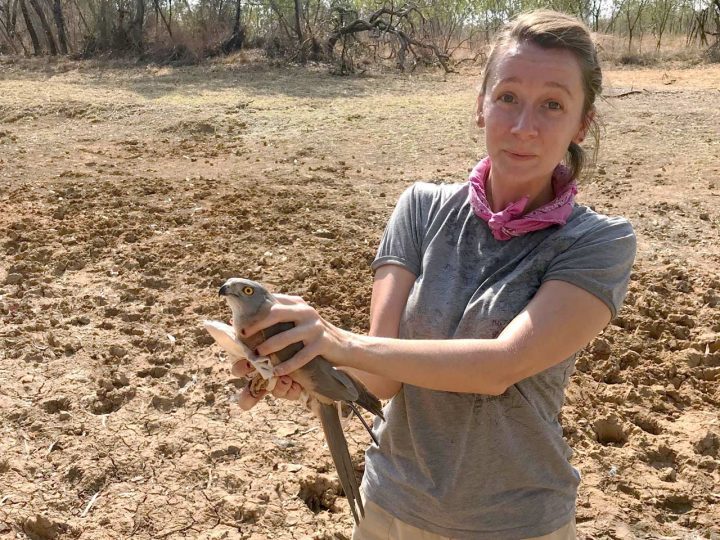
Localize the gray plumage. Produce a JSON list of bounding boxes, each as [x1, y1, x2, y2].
[[218, 277, 383, 524]]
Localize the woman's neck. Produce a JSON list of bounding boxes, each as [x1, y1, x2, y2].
[[486, 172, 555, 214]]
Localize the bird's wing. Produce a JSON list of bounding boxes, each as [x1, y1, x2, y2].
[[301, 358, 360, 403]]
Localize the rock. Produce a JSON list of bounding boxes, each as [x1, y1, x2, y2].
[[619, 350, 641, 369], [52, 206, 67, 220], [209, 443, 243, 459], [22, 514, 65, 539], [678, 349, 705, 368], [219, 495, 265, 523], [668, 313, 694, 327], [671, 325, 691, 340], [41, 396, 71, 414], [591, 338, 612, 359], [5, 273, 23, 285], [313, 228, 335, 239], [699, 367, 720, 381], [150, 393, 185, 412], [67, 257, 86, 271], [659, 467, 676, 482], [698, 332, 720, 354], [108, 345, 127, 359], [693, 431, 719, 457]]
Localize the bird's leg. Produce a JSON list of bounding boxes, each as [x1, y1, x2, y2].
[[248, 371, 278, 397]]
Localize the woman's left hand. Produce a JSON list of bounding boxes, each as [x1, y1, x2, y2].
[[240, 294, 352, 377]]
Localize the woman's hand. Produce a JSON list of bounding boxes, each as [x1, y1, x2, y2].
[[239, 294, 352, 377], [230, 357, 304, 410]]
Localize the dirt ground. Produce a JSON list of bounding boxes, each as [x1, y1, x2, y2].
[[0, 55, 719, 540]]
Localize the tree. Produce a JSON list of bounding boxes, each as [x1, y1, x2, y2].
[[650, 0, 674, 51], [19, 0, 41, 54], [221, 0, 243, 52], [293, 0, 302, 45], [0, 4, 20, 52], [621, 0, 648, 53], [52, 0, 69, 53], [132, 0, 144, 50], [28, 0, 58, 54]]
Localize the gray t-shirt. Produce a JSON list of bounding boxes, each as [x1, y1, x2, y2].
[[363, 182, 636, 539]]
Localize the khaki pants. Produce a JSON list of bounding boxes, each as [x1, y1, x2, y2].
[[352, 497, 576, 540]]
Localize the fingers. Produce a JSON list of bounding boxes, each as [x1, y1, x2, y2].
[[255, 322, 312, 357], [240, 299, 310, 338], [274, 294, 306, 305], [233, 369, 304, 410], [273, 343, 321, 377], [237, 385, 265, 410], [271, 376, 303, 400], [231, 359, 255, 378]]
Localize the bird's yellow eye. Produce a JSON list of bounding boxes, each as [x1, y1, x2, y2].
[[243, 286, 254, 296]]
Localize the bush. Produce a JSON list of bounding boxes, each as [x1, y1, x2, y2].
[[706, 42, 720, 63], [619, 52, 655, 66]]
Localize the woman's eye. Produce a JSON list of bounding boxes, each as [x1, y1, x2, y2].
[[547, 101, 562, 110], [499, 94, 515, 103]]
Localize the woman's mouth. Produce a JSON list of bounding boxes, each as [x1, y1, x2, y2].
[[505, 151, 537, 161]]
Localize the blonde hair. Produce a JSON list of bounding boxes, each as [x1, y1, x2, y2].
[[480, 10, 601, 181]]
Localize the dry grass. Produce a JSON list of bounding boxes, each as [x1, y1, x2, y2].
[[596, 33, 709, 67]]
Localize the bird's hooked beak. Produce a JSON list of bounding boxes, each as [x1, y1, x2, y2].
[[218, 284, 229, 297]]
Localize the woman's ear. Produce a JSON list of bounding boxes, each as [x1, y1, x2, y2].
[[573, 109, 595, 144], [475, 94, 485, 128]]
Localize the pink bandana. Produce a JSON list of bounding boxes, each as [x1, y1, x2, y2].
[[468, 157, 577, 241]]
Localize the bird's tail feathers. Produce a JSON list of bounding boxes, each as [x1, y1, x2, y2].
[[316, 403, 364, 525]]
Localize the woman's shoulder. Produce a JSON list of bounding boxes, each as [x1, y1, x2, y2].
[[568, 204, 635, 238], [397, 181, 468, 208], [562, 204, 637, 257]]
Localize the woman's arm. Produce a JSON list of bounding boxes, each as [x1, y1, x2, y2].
[[339, 265, 413, 400], [246, 279, 612, 396]]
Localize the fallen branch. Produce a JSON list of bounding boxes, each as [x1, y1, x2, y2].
[[606, 90, 643, 98], [326, 5, 456, 73]]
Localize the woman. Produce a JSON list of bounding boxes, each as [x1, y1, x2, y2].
[[232, 10, 636, 540]]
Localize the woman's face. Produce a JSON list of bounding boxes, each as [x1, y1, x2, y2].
[[478, 41, 589, 189]]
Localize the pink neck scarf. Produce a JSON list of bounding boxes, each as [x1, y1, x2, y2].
[[468, 157, 577, 241]]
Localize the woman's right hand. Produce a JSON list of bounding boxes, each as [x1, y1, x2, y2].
[[230, 358, 304, 410]]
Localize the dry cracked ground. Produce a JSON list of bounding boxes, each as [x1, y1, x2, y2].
[[0, 56, 719, 539]]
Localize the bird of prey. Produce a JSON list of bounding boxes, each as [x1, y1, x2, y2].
[[204, 277, 384, 524]]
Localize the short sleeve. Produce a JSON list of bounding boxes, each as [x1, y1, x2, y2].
[[371, 184, 429, 276], [542, 217, 637, 318]]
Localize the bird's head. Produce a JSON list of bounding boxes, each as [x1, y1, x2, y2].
[[218, 278, 273, 325]]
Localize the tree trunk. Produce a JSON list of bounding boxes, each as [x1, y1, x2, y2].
[[152, 0, 172, 38], [293, 0, 302, 44], [132, 0, 144, 51], [52, 0, 68, 54], [7, 0, 29, 54], [0, 16, 20, 52], [221, 0, 243, 53], [19, 0, 41, 54], [27, 0, 57, 54], [9, 0, 18, 33], [232, 0, 241, 35]]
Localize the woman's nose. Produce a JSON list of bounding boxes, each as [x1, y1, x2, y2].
[[510, 107, 538, 138]]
